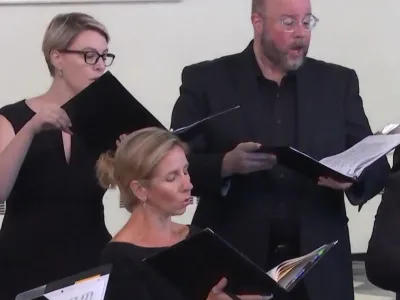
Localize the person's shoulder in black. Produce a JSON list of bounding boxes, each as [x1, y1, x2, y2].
[[102, 225, 200, 300], [365, 148, 400, 294], [177, 40, 356, 87]]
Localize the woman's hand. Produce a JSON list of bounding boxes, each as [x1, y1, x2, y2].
[[27, 104, 72, 135], [206, 278, 263, 300], [116, 133, 127, 147]]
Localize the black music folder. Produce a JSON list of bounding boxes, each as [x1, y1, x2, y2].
[[61, 71, 239, 157], [259, 130, 400, 183], [15, 264, 111, 300], [142, 228, 337, 300], [258, 146, 358, 183]]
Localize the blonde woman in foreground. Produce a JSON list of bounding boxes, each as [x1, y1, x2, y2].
[[98, 127, 262, 300]]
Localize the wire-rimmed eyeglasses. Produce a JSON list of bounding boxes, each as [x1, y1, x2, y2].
[[59, 49, 115, 67], [278, 14, 319, 32]]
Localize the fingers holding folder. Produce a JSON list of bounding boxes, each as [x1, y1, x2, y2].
[[116, 134, 127, 147], [207, 277, 265, 300], [222, 142, 277, 178], [317, 176, 353, 190]]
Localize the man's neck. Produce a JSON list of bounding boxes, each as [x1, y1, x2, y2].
[[253, 43, 285, 84]]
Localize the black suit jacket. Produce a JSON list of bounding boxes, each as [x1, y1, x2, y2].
[[171, 41, 390, 300], [365, 148, 400, 294]]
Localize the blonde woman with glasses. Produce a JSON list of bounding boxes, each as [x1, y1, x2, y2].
[[0, 12, 115, 299]]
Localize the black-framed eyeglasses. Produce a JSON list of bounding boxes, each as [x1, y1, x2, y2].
[[59, 49, 115, 67]]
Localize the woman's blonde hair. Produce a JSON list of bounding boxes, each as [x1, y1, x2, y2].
[[42, 12, 109, 76], [96, 127, 188, 212]]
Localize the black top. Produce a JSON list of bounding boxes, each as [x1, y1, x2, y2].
[[365, 148, 400, 293], [0, 100, 111, 299], [102, 225, 202, 300], [248, 47, 299, 247], [249, 50, 297, 149]]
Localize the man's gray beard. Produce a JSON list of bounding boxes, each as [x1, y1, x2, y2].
[[261, 34, 307, 72]]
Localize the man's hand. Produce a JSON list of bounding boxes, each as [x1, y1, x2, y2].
[[318, 176, 353, 190], [206, 277, 263, 300], [221, 142, 277, 178]]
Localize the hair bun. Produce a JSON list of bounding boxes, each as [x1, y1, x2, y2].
[[96, 151, 117, 189]]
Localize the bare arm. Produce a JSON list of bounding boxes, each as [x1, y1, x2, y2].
[[0, 115, 37, 202], [0, 103, 72, 202]]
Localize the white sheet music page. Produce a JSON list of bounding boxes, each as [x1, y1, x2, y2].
[[319, 134, 400, 178], [43, 274, 109, 300]]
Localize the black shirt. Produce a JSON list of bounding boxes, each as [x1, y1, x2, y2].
[[102, 225, 202, 300], [252, 63, 297, 147], [249, 52, 300, 247]]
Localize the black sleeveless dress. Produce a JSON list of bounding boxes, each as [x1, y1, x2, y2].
[[0, 100, 112, 300], [101, 225, 203, 300]]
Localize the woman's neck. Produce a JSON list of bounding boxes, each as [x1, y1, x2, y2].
[[41, 78, 76, 106], [28, 77, 75, 109], [119, 207, 185, 247]]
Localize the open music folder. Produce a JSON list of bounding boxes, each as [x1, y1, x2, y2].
[[258, 124, 400, 182], [15, 264, 111, 300], [61, 71, 239, 157], [142, 228, 337, 300]]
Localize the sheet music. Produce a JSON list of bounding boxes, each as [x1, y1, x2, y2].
[[44, 275, 109, 300], [319, 134, 400, 178], [377, 123, 400, 135]]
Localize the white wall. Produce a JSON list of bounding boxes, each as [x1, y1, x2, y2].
[[0, 0, 398, 253]]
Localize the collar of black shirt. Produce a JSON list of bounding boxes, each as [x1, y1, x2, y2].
[[248, 47, 299, 83]]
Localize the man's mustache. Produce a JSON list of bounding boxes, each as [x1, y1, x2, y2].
[[289, 40, 306, 49]]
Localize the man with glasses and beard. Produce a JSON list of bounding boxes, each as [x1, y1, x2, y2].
[[171, 0, 389, 299]]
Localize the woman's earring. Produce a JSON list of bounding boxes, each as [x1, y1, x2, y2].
[[142, 199, 147, 208], [59, 69, 63, 77]]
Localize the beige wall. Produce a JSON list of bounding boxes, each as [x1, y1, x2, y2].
[[0, 0, 397, 254]]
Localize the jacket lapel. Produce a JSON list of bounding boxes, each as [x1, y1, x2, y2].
[[295, 59, 322, 156]]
